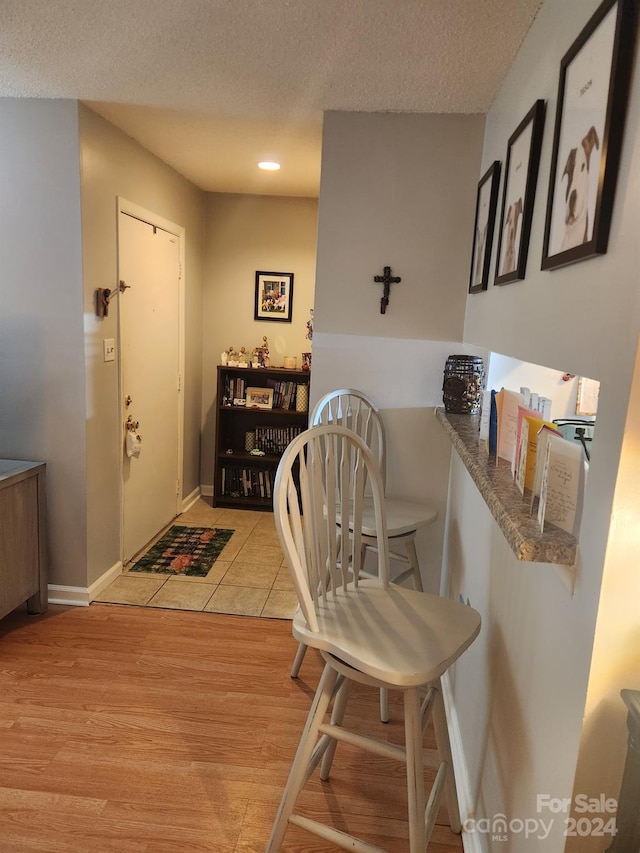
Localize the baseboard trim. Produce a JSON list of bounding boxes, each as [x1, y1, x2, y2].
[[89, 561, 123, 600], [200, 484, 213, 498], [48, 560, 123, 607], [48, 585, 90, 606], [181, 485, 202, 513], [441, 670, 483, 853]]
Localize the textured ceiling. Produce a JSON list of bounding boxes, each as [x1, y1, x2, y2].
[[0, 0, 542, 197]]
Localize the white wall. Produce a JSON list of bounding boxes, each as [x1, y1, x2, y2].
[[443, 0, 640, 849], [312, 110, 486, 592], [79, 104, 207, 587], [200, 193, 318, 489], [0, 98, 87, 587]]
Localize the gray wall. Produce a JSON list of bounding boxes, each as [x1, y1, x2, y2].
[[314, 111, 484, 343], [0, 98, 87, 587], [200, 193, 318, 489], [445, 0, 640, 849]]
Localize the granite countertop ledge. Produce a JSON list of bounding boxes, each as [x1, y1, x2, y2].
[[436, 408, 577, 566]]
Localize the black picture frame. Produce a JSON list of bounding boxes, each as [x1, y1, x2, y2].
[[254, 271, 294, 322], [469, 161, 501, 293], [541, 0, 636, 271], [494, 100, 546, 286]]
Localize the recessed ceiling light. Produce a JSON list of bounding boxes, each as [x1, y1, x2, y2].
[[258, 161, 281, 171]]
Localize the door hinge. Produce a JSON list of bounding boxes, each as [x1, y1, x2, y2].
[[178, 373, 182, 392], [176, 479, 181, 496]]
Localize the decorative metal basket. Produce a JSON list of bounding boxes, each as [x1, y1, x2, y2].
[[443, 355, 485, 414]]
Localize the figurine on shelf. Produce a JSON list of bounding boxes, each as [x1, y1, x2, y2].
[[253, 336, 270, 368], [227, 346, 238, 367], [306, 309, 314, 342], [220, 350, 228, 365], [238, 346, 248, 367]]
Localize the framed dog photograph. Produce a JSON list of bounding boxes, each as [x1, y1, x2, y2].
[[254, 271, 294, 322], [541, 0, 637, 271], [469, 161, 501, 293], [494, 100, 546, 286]]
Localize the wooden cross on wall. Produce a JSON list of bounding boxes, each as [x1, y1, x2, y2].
[[373, 266, 401, 314]]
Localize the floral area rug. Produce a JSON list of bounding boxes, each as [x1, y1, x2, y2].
[[129, 525, 234, 577]]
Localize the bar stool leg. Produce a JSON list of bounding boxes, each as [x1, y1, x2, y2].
[[380, 687, 390, 723], [290, 641, 307, 678], [320, 677, 352, 780], [266, 663, 339, 852], [431, 680, 461, 833], [404, 687, 427, 852], [403, 536, 424, 592]]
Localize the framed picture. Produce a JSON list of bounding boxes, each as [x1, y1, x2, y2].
[[246, 387, 274, 410], [494, 100, 546, 286], [541, 0, 636, 270], [469, 161, 501, 293], [254, 271, 294, 322]]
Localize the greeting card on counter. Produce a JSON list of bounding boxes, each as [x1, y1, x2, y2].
[[515, 418, 529, 495], [531, 425, 562, 507], [535, 432, 585, 537], [516, 408, 559, 490], [513, 404, 541, 479], [497, 389, 525, 466], [479, 389, 492, 446]]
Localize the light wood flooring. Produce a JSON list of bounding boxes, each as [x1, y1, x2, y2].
[[95, 500, 298, 620], [0, 602, 465, 852]]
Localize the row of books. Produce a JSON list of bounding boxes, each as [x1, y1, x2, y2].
[[255, 425, 303, 455], [220, 465, 273, 500], [267, 379, 299, 410], [221, 376, 303, 410], [480, 388, 586, 537], [223, 376, 247, 403]]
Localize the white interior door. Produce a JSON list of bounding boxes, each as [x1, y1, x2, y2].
[[119, 211, 182, 563]]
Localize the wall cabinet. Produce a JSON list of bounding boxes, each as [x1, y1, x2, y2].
[[0, 460, 48, 621], [214, 366, 311, 510]]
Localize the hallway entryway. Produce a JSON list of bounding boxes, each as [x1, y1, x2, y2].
[[95, 499, 297, 620]]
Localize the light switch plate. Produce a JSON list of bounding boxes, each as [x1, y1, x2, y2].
[[103, 338, 116, 362]]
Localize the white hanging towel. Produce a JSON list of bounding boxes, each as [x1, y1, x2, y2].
[[126, 430, 142, 459]]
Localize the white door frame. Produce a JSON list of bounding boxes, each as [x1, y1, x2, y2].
[[116, 197, 185, 561]]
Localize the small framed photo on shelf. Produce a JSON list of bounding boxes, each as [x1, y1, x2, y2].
[[254, 271, 294, 322], [494, 99, 546, 286], [469, 160, 501, 293], [541, 0, 636, 271], [246, 387, 274, 410]]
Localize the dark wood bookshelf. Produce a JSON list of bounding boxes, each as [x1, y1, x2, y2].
[[213, 365, 310, 510]]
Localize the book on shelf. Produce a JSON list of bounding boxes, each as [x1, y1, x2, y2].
[[220, 464, 274, 500], [254, 424, 303, 455], [266, 379, 300, 410], [224, 376, 247, 404]]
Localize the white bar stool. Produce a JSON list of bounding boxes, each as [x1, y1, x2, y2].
[[268, 424, 481, 852]]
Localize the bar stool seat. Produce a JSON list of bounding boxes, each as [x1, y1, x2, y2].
[[267, 424, 481, 852]]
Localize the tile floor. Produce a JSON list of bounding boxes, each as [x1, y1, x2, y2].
[[94, 498, 298, 619]]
